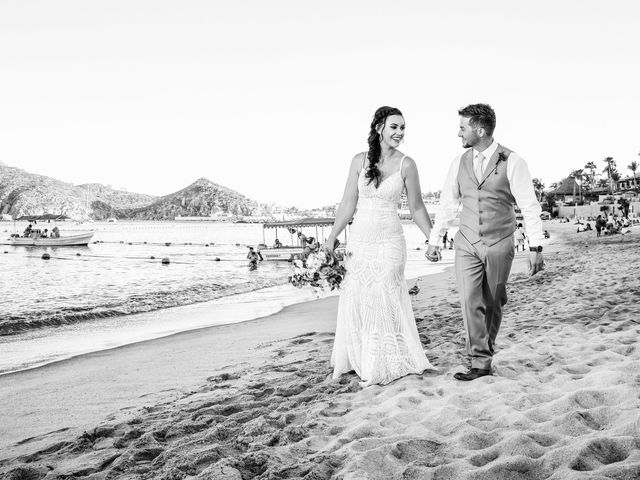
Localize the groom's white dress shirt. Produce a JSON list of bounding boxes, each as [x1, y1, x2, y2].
[[429, 140, 544, 246]]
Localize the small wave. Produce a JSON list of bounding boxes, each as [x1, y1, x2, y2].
[[0, 277, 287, 336]]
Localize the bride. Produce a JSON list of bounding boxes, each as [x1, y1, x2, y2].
[[323, 106, 436, 387]]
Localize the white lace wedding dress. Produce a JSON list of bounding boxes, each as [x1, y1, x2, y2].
[[331, 154, 435, 386]]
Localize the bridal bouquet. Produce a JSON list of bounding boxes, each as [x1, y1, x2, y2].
[[288, 250, 346, 291]]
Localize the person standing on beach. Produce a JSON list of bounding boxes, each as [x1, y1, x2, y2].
[[426, 104, 544, 381], [323, 106, 436, 387], [514, 223, 527, 252]]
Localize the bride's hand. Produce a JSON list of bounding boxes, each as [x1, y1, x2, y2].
[[321, 239, 335, 255]]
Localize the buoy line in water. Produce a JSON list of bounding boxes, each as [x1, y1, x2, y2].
[[91, 240, 274, 247], [30, 253, 262, 264]]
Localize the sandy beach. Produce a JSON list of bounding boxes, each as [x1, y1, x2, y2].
[[1, 222, 639, 479]]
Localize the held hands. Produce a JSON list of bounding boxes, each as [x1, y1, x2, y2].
[[528, 251, 544, 276], [425, 244, 442, 262]]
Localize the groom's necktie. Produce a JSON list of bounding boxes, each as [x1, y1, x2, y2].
[[474, 152, 485, 182]]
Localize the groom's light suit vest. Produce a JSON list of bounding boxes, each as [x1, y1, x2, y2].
[[457, 145, 516, 247]]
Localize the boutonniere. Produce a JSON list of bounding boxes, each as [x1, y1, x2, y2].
[[494, 151, 508, 175]]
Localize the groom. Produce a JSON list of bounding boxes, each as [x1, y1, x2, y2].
[[426, 104, 544, 381]]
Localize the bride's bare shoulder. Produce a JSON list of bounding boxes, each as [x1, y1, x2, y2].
[[401, 155, 417, 172], [350, 152, 367, 168]]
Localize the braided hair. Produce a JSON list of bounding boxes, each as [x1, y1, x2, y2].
[[366, 106, 403, 188]]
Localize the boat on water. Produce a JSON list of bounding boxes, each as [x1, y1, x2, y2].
[[4, 230, 95, 246], [5, 214, 94, 246], [260, 217, 347, 261]]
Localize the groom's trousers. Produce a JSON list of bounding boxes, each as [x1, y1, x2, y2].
[[454, 232, 515, 370]]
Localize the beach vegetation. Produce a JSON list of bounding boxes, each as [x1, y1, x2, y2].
[[617, 197, 630, 217], [532, 178, 545, 202], [542, 192, 557, 215], [570, 169, 585, 203], [627, 160, 638, 192], [583, 161, 598, 191]]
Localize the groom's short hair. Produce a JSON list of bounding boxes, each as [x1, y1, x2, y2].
[[458, 104, 496, 137]]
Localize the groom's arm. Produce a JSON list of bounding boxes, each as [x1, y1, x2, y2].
[[428, 155, 462, 246], [507, 153, 543, 247]]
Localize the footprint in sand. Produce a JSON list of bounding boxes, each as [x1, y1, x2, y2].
[[524, 431, 559, 448], [319, 402, 350, 417], [562, 364, 591, 375], [479, 456, 540, 480], [568, 389, 612, 409], [206, 372, 240, 383], [250, 387, 275, 399], [468, 447, 500, 467], [569, 437, 631, 471], [524, 408, 552, 424], [1, 465, 51, 479], [552, 410, 603, 436], [494, 433, 548, 460], [456, 429, 502, 451], [396, 395, 424, 409], [389, 438, 445, 466]]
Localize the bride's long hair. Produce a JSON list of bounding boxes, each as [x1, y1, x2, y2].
[[366, 106, 403, 188]]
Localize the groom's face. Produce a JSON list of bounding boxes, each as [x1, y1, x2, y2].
[[458, 116, 480, 148]]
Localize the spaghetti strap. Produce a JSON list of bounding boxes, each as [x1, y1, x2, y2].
[[362, 152, 367, 169], [398, 155, 406, 174]]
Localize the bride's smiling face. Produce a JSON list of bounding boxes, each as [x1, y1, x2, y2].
[[379, 115, 405, 148]]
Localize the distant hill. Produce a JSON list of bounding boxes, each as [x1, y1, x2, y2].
[[0, 164, 258, 220], [120, 178, 257, 220]]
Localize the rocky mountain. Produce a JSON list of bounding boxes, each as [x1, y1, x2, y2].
[[120, 178, 257, 220], [0, 164, 258, 220]]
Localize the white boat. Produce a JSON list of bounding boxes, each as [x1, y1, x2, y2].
[[4, 231, 95, 246], [260, 217, 347, 261]]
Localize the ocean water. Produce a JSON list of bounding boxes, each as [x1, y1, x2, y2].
[[0, 220, 453, 374], [0, 221, 291, 335]]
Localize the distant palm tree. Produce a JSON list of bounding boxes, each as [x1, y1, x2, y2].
[[628, 160, 638, 192], [532, 178, 545, 202], [584, 161, 597, 191], [602, 157, 616, 194], [571, 169, 584, 202]]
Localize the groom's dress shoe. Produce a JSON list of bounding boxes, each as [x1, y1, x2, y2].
[[454, 368, 491, 381]]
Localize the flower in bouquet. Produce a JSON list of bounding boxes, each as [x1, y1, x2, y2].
[[288, 250, 346, 291]]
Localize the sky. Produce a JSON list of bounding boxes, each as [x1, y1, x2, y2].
[[0, 0, 638, 208]]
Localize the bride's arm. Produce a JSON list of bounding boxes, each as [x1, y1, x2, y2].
[[403, 156, 433, 240], [323, 153, 362, 250]]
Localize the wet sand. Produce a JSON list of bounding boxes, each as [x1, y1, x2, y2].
[[1, 222, 639, 479]]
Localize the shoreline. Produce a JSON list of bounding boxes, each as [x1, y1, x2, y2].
[[0, 281, 328, 376], [0, 246, 452, 376]]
